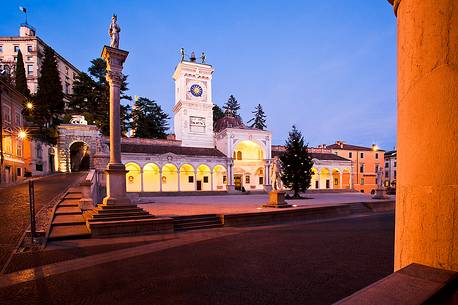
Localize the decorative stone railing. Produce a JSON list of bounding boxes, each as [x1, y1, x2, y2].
[[79, 169, 98, 210]]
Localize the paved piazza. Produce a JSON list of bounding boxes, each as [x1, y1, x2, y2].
[[138, 192, 395, 216]]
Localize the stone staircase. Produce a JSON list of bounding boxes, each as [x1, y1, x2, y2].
[[172, 214, 223, 231], [48, 188, 91, 241], [85, 204, 173, 237]]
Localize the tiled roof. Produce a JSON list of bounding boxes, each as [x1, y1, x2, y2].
[[271, 150, 350, 162], [326, 143, 385, 152], [121, 144, 226, 158]]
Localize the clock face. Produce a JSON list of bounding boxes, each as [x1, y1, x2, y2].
[[190, 84, 203, 97]]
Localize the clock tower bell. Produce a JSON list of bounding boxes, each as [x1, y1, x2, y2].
[[172, 56, 215, 148]]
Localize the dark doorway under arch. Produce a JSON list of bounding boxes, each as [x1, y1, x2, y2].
[[70, 142, 90, 172]]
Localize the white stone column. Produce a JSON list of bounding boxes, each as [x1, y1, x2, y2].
[[101, 46, 131, 206], [210, 170, 214, 191], [177, 171, 181, 192], [194, 169, 197, 191], [159, 169, 163, 192], [140, 169, 144, 192]]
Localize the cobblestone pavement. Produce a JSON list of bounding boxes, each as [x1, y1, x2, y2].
[[0, 213, 394, 305], [0, 173, 84, 271]]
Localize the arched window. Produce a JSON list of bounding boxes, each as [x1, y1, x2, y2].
[[237, 151, 242, 160]]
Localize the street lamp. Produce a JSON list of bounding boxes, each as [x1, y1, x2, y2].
[[26, 101, 33, 110], [18, 129, 28, 140]]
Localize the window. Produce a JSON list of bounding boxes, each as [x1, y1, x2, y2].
[[360, 152, 364, 158], [245, 175, 250, 184], [349, 152, 352, 158], [3, 136, 12, 154], [375, 153, 379, 159], [27, 65, 33, 75], [375, 164, 379, 172], [15, 111, 21, 124], [65, 82, 70, 94], [394, 161, 397, 167], [27, 56, 33, 61], [17, 168, 22, 177], [14, 46, 19, 52], [36, 144, 43, 159], [16, 142, 22, 157], [360, 164, 364, 173], [394, 170, 397, 179], [0, 45, 3, 52], [203, 176, 209, 183], [385, 171, 389, 178], [259, 176, 264, 185], [36, 164, 43, 171], [3, 105, 11, 122], [237, 151, 242, 160], [223, 176, 227, 184], [188, 176, 194, 183], [27, 45, 32, 52], [360, 178, 365, 185], [385, 162, 389, 168]]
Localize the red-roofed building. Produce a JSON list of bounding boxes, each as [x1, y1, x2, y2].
[[326, 141, 385, 194]]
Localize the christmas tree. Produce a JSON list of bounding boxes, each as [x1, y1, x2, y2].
[[280, 125, 314, 198], [247, 104, 267, 130]]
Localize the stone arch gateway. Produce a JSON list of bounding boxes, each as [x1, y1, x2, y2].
[[57, 124, 100, 172]]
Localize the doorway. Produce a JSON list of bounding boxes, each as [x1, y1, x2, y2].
[[234, 175, 242, 191], [197, 180, 202, 191], [70, 142, 90, 172]]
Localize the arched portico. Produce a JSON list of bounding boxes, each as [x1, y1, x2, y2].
[[232, 140, 267, 191], [126, 162, 141, 192], [69, 141, 91, 172], [143, 163, 160, 192], [162, 163, 178, 192], [179, 164, 195, 191]]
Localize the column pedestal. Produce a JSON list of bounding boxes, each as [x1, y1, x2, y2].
[[102, 163, 133, 206], [263, 190, 292, 208]]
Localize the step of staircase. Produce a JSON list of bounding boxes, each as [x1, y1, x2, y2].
[[55, 206, 82, 215], [64, 193, 82, 200], [52, 214, 86, 225], [172, 214, 222, 231], [48, 224, 91, 241], [88, 214, 156, 222], [349, 203, 371, 214]]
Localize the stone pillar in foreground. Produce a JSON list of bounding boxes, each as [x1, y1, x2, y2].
[[389, 0, 458, 271], [101, 46, 132, 206]]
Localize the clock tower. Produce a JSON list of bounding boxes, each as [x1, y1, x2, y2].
[[172, 57, 215, 148]]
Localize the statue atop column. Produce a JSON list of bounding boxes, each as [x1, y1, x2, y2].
[[180, 48, 185, 61], [109, 14, 121, 48], [271, 156, 283, 191], [201, 52, 206, 64], [190, 51, 196, 62]]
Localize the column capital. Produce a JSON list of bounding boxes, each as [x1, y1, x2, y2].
[[388, 0, 401, 16], [106, 70, 123, 85]]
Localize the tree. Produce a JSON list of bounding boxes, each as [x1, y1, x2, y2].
[[35, 46, 64, 138], [130, 97, 169, 139], [223, 95, 241, 117], [212, 104, 224, 128], [68, 57, 132, 136], [247, 104, 267, 130], [15, 49, 30, 97], [280, 125, 314, 198]]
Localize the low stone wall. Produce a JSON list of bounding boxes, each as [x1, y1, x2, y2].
[[222, 204, 352, 226]]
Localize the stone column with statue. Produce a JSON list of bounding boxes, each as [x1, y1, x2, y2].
[[263, 156, 291, 208], [101, 14, 131, 206], [85, 15, 174, 237]]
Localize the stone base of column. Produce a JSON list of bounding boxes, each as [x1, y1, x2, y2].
[[263, 184, 272, 192], [263, 190, 292, 208], [102, 163, 133, 206], [227, 184, 236, 193], [372, 188, 388, 200]]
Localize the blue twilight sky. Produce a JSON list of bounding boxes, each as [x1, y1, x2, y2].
[[0, 1, 397, 149]]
